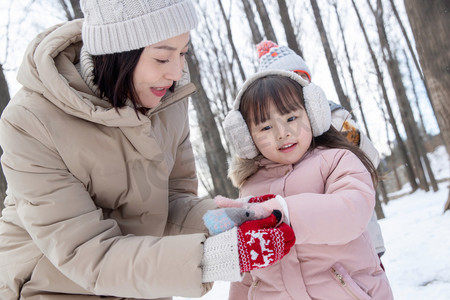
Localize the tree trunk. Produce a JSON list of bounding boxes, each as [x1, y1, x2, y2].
[[187, 45, 238, 198], [332, 1, 370, 138], [380, 96, 402, 192], [277, 0, 303, 57], [403, 0, 450, 156], [218, 0, 246, 81], [376, 161, 389, 205], [376, 184, 387, 217], [309, 0, 353, 115], [70, 0, 83, 19], [370, 0, 429, 191], [253, 0, 278, 43], [388, 0, 439, 120], [0, 64, 10, 213], [403, 51, 439, 192], [351, 0, 418, 192], [241, 0, 264, 45]]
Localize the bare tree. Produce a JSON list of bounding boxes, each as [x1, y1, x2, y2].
[[369, 0, 429, 191], [58, 0, 83, 20], [403, 50, 438, 192], [0, 63, 9, 212], [217, 0, 246, 81], [330, 1, 370, 138], [309, 0, 353, 115], [403, 0, 450, 155], [187, 43, 238, 198], [277, 0, 303, 57], [403, 0, 450, 211], [351, 0, 418, 192], [253, 0, 278, 43], [241, 0, 264, 45]]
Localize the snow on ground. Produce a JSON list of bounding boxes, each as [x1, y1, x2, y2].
[[176, 146, 450, 300]]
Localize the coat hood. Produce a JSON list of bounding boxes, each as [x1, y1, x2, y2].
[[16, 19, 195, 128]]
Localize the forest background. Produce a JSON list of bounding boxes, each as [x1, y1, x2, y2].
[[0, 0, 449, 219]]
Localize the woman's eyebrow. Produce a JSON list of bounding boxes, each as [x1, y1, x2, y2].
[[154, 41, 190, 51]]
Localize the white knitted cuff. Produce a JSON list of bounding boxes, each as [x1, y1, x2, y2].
[[201, 227, 243, 283]]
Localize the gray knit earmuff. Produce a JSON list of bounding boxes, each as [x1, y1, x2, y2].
[[223, 70, 331, 159]]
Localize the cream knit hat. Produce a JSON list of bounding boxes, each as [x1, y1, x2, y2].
[[81, 0, 198, 55]]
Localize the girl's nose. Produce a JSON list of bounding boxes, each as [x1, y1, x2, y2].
[[277, 124, 291, 139]]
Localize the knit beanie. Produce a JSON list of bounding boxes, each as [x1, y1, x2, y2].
[[81, 0, 198, 55], [224, 70, 331, 159], [257, 40, 312, 81]]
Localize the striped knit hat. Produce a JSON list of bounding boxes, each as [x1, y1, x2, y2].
[[257, 40, 312, 81]]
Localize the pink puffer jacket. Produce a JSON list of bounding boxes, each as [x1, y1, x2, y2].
[[229, 148, 393, 300]]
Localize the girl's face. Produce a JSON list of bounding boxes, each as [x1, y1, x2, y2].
[[133, 32, 190, 108], [249, 102, 313, 165]]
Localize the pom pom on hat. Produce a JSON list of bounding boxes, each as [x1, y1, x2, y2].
[[256, 40, 279, 58]]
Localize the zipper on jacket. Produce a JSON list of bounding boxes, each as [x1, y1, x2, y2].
[[249, 279, 260, 300], [331, 267, 362, 300]]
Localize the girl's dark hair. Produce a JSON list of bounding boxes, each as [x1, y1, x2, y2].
[[92, 48, 176, 114], [240, 75, 305, 127], [239, 75, 378, 186]]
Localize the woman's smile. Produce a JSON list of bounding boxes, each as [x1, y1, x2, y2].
[[150, 86, 171, 97]]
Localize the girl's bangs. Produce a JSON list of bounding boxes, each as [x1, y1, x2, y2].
[[241, 76, 305, 126]]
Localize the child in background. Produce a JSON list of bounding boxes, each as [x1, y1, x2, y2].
[[256, 40, 386, 258], [218, 69, 393, 299]]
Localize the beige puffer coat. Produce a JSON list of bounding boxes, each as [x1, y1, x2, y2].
[[0, 19, 216, 300]]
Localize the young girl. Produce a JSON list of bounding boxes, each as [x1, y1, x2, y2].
[[218, 70, 394, 299]]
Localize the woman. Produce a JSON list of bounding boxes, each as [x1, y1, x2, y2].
[[0, 1, 294, 299]]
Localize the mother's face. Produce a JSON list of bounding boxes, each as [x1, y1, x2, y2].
[[133, 32, 190, 109]]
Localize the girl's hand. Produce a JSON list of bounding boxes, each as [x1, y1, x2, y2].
[[203, 194, 288, 235]]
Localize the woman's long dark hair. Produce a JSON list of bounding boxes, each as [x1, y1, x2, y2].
[[92, 48, 175, 114], [239, 75, 378, 186]]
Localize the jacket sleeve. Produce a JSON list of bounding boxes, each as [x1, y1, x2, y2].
[[165, 105, 218, 236], [0, 104, 212, 299], [286, 150, 375, 245], [228, 272, 252, 300]]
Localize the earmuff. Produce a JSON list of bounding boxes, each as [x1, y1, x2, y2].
[[223, 70, 331, 159]]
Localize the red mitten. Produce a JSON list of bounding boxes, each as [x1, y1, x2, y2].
[[248, 194, 277, 203], [201, 212, 295, 282], [237, 213, 295, 272]]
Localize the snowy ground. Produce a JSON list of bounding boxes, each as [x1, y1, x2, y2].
[[176, 146, 450, 300]]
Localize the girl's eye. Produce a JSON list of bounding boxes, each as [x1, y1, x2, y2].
[[261, 125, 272, 131], [180, 51, 189, 57], [287, 116, 297, 122]]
